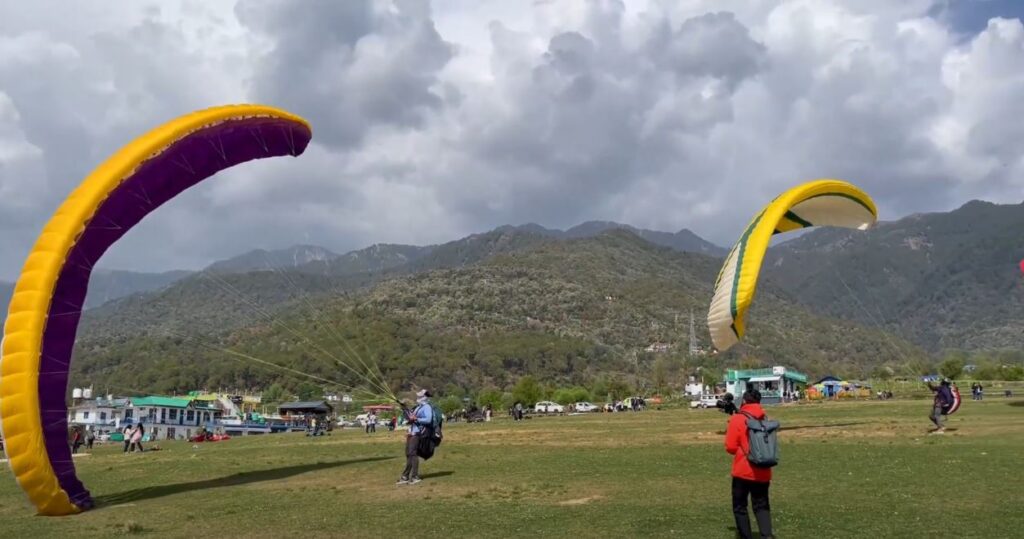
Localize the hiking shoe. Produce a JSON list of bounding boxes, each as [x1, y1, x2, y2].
[[396, 477, 410, 485], [409, 477, 422, 485], [930, 428, 945, 435]]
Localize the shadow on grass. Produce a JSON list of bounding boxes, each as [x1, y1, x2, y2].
[[1007, 400, 1024, 407], [714, 421, 869, 435], [420, 471, 454, 480], [780, 421, 868, 432], [95, 456, 394, 507]]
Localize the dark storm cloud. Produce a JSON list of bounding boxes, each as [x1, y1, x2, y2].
[[237, 0, 455, 149], [1, 0, 1023, 280]]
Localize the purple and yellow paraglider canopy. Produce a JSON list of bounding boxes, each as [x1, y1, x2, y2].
[[0, 104, 312, 515]]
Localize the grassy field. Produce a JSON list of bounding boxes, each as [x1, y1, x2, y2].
[[2, 398, 1023, 538]]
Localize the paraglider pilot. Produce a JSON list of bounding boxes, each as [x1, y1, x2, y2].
[[716, 392, 738, 415], [398, 389, 434, 485], [926, 379, 954, 434]]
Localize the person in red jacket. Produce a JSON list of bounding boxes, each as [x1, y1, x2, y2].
[[725, 389, 774, 539]]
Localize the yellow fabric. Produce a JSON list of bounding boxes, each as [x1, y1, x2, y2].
[[0, 104, 310, 516], [707, 179, 877, 352]]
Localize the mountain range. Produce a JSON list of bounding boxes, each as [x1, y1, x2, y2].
[[71, 230, 920, 395], [4, 203, 1023, 395], [763, 200, 1024, 352], [1, 221, 723, 325]]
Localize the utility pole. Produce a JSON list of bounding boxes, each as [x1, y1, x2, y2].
[[688, 308, 698, 357], [633, 349, 641, 392]]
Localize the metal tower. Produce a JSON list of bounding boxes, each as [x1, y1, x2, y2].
[[688, 309, 698, 356]]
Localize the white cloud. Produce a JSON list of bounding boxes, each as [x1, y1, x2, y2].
[[0, 0, 1022, 279]]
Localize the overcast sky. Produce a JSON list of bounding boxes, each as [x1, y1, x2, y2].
[[1, 0, 1023, 279]]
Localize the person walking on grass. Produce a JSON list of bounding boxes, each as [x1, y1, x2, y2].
[[926, 379, 954, 434], [130, 423, 145, 452], [397, 389, 434, 485], [725, 389, 774, 539]]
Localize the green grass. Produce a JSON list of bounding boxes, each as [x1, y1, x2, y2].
[[2, 398, 1023, 538]]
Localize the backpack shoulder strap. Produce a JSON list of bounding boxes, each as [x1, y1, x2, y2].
[[738, 410, 768, 427], [738, 410, 763, 421]]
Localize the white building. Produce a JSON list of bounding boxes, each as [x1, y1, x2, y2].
[[645, 342, 672, 353], [684, 380, 710, 397], [126, 396, 224, 441], [68, 397, 129, 434], [69, 395, 225, 441]]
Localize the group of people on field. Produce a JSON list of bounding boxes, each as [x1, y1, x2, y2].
[[391, 386, 779, 537], [69, 425, 95, 454], [393, 379, 971, 538], [122, 423, 146, 452]]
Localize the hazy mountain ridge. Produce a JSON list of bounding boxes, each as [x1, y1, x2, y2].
[[764, 200, 1024, 352], [206, 245, 339, 273], [72, 231, 922, 394]]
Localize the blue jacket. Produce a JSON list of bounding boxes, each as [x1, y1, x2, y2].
[[931, 384, 953, 407], [408, 402, 433, 436]]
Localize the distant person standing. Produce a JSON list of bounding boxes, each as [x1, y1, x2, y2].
[[70, 427, 83, 455], [122, 425, 132, 453], [725, 389, 774, 539], [926, 379, 954, 434], [86, 427, 96, 451], [129, 423, 144, 452], [397, 389, 434, 485]]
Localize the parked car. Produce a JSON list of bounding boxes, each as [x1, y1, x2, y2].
[[534, 401, 564, 413], [573, 402, 599, 413], [335, 416, 360, 428], [690, 394, 721, 409]]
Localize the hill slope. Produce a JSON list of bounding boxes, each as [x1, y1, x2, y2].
[[763, 200, 1024, 352], [1, 270, 189, 327], [72, 231, 921, 394], [207, 245, 339, 273], [499, 221, 726, 256]]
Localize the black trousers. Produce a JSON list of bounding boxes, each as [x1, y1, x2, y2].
[[732, 477, 772, 538], [402, 435, 420, 479]]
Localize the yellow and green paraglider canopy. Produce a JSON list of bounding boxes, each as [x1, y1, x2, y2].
[[707, 179, 878, 353]]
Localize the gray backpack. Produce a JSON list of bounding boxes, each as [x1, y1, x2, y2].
[[740, 411, 780, 468]]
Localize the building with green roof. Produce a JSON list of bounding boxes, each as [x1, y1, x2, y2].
[[124, 395, 225, 441], [127, 396, 192, 408], [725, 366, 808, 405]]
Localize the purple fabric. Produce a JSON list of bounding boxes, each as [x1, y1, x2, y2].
[[37, 116, 311, 509]]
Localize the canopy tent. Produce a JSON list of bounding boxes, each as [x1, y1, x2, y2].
[[813, 376, 849, 397]]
